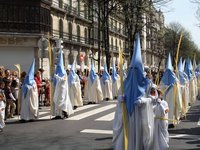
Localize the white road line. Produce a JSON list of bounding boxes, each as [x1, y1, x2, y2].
[[169, 134, 189, 138], [39, 111, 50, 115], [80, 129, 113, 135], [74, 104, 100, 113], [66, 104, 116, 120], [197, 117, 200, 126], [95, 112, 115, 121]]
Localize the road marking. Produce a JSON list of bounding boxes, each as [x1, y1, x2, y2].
[[95, 112, 115, 121], [169, 134, 189, 138], [81, 129, 113, 135], [74, 104, 100, 113], [197, 117, 200, 126], [66, 104, 116, 120]]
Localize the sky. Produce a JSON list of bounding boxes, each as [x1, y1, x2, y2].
[[163, 0, 200, 48]]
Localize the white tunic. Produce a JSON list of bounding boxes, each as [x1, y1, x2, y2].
[[0, 101, 5, 128], [53, 75, 74, 117], [101, 76, 113, 100], [153, 100, 169, 150], [20, 82, 39, 121], [84, 76, 103, 103], [68, 75, 83, 107]]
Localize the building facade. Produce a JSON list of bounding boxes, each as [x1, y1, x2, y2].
[[0, 0, 165, 76]]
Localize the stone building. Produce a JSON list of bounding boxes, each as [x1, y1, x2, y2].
[[0, 0, 165, 77]]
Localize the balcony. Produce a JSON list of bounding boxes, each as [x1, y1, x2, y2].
[[0, 0, 51, 34], [110, 45, 119, 52], [52, 29, 100, 48], [51, 0, 91, 23]]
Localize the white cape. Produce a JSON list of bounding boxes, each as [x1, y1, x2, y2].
[[68, 75, 83, 107], [84, 76, 103, 103], [53, 75, 74, 117], [20, 82, 39, 121], [113, 97, 155, 150], [101, 76, 113, 100]]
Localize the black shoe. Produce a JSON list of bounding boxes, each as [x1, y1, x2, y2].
[[19, 119, 26, 123], [92, 102, 96, 104], [106, 98, 109, 101], [51, 116, 62, 120], [73, 106, 78, 110], [168, 124, 175, 128], [62, 111, 68, 119], [88, 102, 93, 104]]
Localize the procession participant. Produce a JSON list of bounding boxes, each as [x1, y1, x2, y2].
[[101, 64, 113, 100], [111, 63, 120, 99], [113, 33, 154, 150], [153, 89, 169, 150], [68, 61, 83, 110], [159, 53, 182, 127], [20, 59, 39, 122], [52, 51, 73, 119], [0, 81, 6, 132], [178, 57, 189, 116], [184, 58, 196, 105], [84, 61, 103, 104]]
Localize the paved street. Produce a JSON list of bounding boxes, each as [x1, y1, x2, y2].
[[0, 99, 200, 150]]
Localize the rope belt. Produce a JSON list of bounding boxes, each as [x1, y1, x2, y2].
[[155, 117, 178, 122]]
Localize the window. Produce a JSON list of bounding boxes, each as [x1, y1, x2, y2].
[[77, 25, 80, 42], [59, 19, 63, 38], [84, 28, 88, 44], [68, 22, 72, 40], [84, 4, 88, 19], [59, 0, 63, 9], [77, 0, 80, 16]]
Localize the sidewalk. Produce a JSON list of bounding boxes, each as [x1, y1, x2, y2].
[[169, 98, 200, 150]]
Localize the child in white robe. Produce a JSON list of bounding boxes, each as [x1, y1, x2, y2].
[[153, 89, 169, 150]]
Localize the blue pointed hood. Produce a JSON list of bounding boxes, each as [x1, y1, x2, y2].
[[178, 57, 187, 84], [102, 63, 110, 82], [178, 57, 183, 72], [160, 53, 177, 86], [89, 61, 97, 83], [124, 33, 149, 115], [55, 50, 66, 77], [23, 59, 35, 97], [68, 60, 77, 85], [111, 63, 118, 82], [184, 58, 193, 80]]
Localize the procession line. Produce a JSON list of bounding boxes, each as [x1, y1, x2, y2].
[[95, 112, 115, 121], [66, 104, 116, 120], [80, 129, 113, 135]]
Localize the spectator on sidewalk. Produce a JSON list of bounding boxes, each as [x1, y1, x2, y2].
[[4, 81, 16, 118]]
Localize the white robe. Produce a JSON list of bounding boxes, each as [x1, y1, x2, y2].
[[129, 97, 155, 150], [113, 97, 155, 150], [153, 100, 169, 150], [112, 99, 124, 150], [160, 82, 182, 123], [53, 75, 74, 117], [189, 77, 196, 105], [101, 76, 113, 100], [0, 101, 5, 129], [180, 83, 189, 116], [84, 76, 103, 103], [20, 82, 39, 121], [112, 76, 120, 99], [68, 75, 83, 107]]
